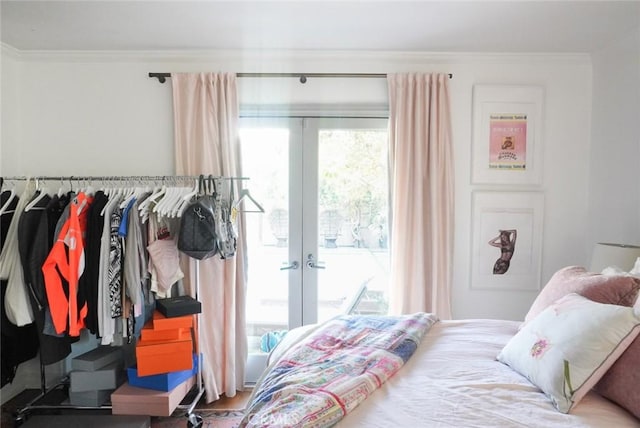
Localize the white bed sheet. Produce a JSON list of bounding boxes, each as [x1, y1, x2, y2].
[[338, 319, 639, 428]]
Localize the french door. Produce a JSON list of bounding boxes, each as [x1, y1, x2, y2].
[[239, 116, 390, 363]]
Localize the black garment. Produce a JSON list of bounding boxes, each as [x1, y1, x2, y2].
[[80, 190, 108, 335], [1, 192, 39, 387], [46, 193, 70, 246], [18, 194, 72, 366], [18, 194, 52, 311]]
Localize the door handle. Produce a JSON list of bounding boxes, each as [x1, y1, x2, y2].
[[306, 254, 325, 269], [280, 261, 299, 270]]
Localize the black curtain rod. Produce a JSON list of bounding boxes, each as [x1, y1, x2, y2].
[[148, 72, 453, 84]]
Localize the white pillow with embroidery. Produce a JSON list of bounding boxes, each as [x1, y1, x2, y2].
[[497, 292, 640, 413]]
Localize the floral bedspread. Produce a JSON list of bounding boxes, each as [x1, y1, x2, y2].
[[240, 312, 438, 427]]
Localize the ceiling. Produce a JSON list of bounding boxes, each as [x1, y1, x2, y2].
[[1, 1, 639, 54]]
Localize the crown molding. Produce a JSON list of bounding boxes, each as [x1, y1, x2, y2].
[[1, 43, 22, 59], [1, 45, 591, 66]]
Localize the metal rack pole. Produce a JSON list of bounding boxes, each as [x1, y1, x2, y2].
[[183, 259, 205, 427], [1, 175, 249, 182]]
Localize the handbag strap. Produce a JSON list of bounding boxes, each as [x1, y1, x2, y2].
[[197, 174, 206, 196]]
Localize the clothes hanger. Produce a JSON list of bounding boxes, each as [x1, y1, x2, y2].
[[119, 179, 136, 208], [24, 179, 50, 212], [119, 179, 146, 209], [234, 188, 265, 213], [138, 190, 162, 221], [174, 178, 200, 218], [138, 184, 165, 212], [154, 182, 188, 217], [153, 185, 177, 215], [0, 182, 17, 216], [57, 177, 66, 198], [100, 181, 125, 216], [167, 185, 190, 218], [155, 185, 175, 216], [83, 178, 95, 196]]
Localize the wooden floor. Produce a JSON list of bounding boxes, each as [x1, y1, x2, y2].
[[199, 390, 251, 410]]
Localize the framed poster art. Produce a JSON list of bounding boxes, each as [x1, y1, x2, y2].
[[472, 85, 544, 185], [470, 191, 544, 291]]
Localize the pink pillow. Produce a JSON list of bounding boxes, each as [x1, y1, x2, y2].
[[524, 266, 640, 324], [594, 337, 640, 419]]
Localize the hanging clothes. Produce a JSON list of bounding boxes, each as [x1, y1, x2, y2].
[[1, 180, 37, 326], [0, 176, 249, 357], [108, 207, 123, 319], [98, 192, 123, 345], [1, 190, 39, 386], [147, 208, 184, 298], [42, 192, 94, 337], [18, 193, 72, 365], [118, 197, 135, 343], [81, 190, 108, 335], [124, 195, 152, 338], [41, 192, 73, 338]]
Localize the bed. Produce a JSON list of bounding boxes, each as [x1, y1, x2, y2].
[[240, 267, 640, 428], [339, 319, 638, 428]]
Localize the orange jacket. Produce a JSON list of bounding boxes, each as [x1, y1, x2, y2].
[[42, 192, 93, 336]]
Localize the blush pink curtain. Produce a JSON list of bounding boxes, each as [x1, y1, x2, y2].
[[387, 73, 454, 319], [172, 72, 247, 402]]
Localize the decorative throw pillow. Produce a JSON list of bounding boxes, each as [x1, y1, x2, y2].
[[497, 293, 640, 413], [593, 258, 640, 419], [594, 336, 640, 419], [524, 266, 640, 324]]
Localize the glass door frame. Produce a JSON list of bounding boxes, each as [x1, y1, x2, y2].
[[239, 115, 390, 329], [238, 116, 304, 331], [300, 117, 390, 326]]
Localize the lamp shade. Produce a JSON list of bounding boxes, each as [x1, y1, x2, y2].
[[589, 243, 640, 272]]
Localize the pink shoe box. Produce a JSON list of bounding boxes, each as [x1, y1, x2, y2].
[[111, 375, 196, 416]]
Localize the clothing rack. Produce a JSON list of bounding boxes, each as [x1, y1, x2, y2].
[[2, 174, 264, 214], [148, 71, 453, 84], [4, 173, 258, 427], [2, 175, 249, 182]]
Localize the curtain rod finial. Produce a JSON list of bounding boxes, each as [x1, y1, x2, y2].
[[149, 72, 169, 84]]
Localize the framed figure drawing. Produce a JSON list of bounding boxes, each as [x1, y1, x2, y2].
[[471, 191, 544, 290], [472, 85, 544, 185]]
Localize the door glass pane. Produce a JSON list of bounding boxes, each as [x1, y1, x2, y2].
[[316, 126, 390, 323], [239, 127, 290, 354]]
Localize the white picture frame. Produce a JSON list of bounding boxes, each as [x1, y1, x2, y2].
[[470, 191, 544, 291], [472, 85, 544, 185]]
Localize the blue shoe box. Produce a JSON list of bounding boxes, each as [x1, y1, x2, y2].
[[127, 353, 199, 392]]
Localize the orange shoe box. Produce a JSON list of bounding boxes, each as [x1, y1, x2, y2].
[[151, 310, 193, 331], [111, 375, 195, 416], [135, 330, 193, 376], [140, 320, 186, 342]]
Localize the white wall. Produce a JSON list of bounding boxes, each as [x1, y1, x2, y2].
[[1, 49, 594, 322], [588, 26, 640, 249], [1, 46, 21, 176]]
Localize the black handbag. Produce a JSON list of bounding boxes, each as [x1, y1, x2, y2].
[[177, 176, 219, 260]]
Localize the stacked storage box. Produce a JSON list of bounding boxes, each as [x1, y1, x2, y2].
[[112, 301, 201, 417], [69, 346, 125, 407], [135, 312, 194, 377]]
